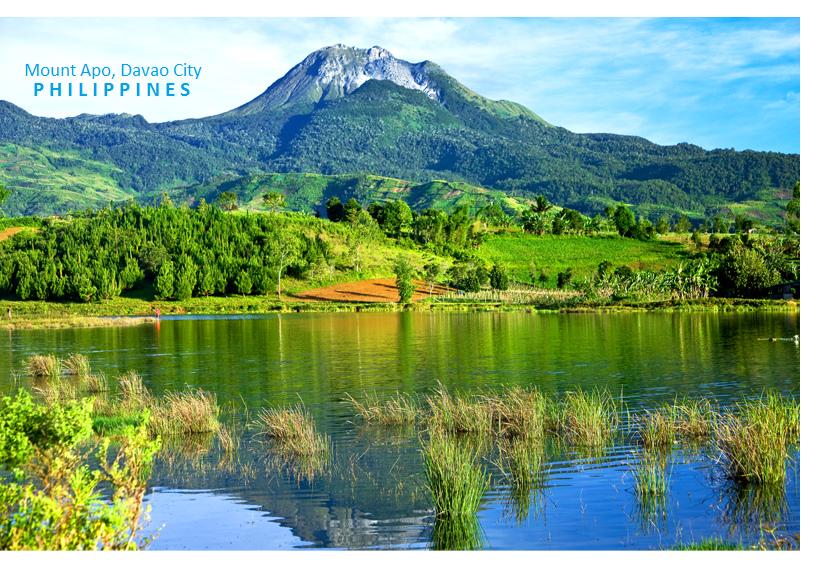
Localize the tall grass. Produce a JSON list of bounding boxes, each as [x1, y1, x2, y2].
[[345, 392, 421, 426], [62, 353, 91, 379], [672, 398, 715, 440], [486, 386, 556, 439], [26, 354, 61, 379], [558, 388, 619, 446], [715, 393, 799, 486], [117, 371, 154, 411], [426, 386, 493, 435], [737, 392, 799, 444], [254, 405, 329, 482], [254, 405, 328, 457], [637, 408, 676, 452], [498, 438, 546, 522], [632, 450, 669, 497], [422, 433, 490, 518], [149, 390, 221, 436], [716, 413, 790, 485]]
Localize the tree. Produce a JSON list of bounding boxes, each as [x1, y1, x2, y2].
[[235, 270, 252, 296], [175, 255, 197, 300], [556, 268, 573, 289], [262, 192, 286, 212], [489, 263, 509, 290], [378, 200, 413, 238], [154, 260, 175, 300], [733, 214, 753, 234], [342, 198, 363, 223], [326, 197, 344, 222], [268, 231, 302, 300], [522, 211, 548, 235], [786, 181, 800, 234], [216, 191, 238, 211], [394, 257, 414, 304], [674, 215, 692, 234], [612, 205, 636, 237], [424, 262, 442, 296], [655, 216, 670, 235], [531, 196, 552, 213], [717, 246, 780, 297]]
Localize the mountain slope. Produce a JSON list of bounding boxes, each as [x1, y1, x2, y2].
[[0, 44, 800, 219]]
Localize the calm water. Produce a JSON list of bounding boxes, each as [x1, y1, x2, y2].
[[0, 311, 800, 550]]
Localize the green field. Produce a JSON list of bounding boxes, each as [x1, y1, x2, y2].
[[478, 232, 690, 286]]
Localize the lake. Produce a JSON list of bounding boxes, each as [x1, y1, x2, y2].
[[0, 311, 800, 550]]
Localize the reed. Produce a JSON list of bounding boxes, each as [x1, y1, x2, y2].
[[117, 371, 154, 411], [672, 398, 715, 440], [62, 353, 91, 380], [26, 354, 61, 379], [422, 433, 490, 518], [345, 392, 421, 426], [498, 437, 546, 522], [426, 386, 493, 435], [716, 412, 789, 485], [632, 450, 669, 497], [737, 392, 799, 444], [149, 390, 221, 436], [637, 408, 676, 452], [558, 388, 619, 446], [85, 373, 109, 394], [254, 405, 328, 457], [487, 386, 554, 439]]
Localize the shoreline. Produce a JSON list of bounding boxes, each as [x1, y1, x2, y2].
[[0, 297, 799, 330]]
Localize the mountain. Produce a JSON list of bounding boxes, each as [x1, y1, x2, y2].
[[0, 45, 800, 220]]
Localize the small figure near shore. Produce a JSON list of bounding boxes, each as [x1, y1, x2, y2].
[[6, 306, 11, 320]]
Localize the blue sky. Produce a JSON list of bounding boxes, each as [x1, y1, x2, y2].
[[0, 17, 800, 153]]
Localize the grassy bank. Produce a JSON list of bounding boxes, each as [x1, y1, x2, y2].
[[0, 296, 799, 329]]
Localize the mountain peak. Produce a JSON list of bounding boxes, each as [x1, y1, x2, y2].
[[225, 44, 439, 115]]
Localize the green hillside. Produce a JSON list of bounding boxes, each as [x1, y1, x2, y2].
[[174, 172, 527, 215], [0, 143, 135, 216]]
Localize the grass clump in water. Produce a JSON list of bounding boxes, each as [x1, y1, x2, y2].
[[487, 386, 556, 439], [716, 413, 789, 486], [637, 408, 676, 452], [558, 388, 619, 446], [254, 405, 329, 482], [149, 390, 220, 437], [116, 371, 154, 411], [672, 398, 715, 440], [25, 354, 61, 379], [737, 392, 799, 444], [715, 393, 799, 486], [426, 386, 493, 435], [345, 392, 421, 426], [255, 405, 328, 457], [62, 353, 91, 379], [497, 437, 546, 522], [632, 450, 669, 498], [423, 433, 490, 518]]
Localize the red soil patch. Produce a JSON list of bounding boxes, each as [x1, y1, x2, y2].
[[296, 277, 450, 303]]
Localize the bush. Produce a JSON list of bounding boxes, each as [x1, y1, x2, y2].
[[0, 390, 159, 550]]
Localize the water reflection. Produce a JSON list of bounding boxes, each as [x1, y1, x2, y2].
[[1, 311, 799, 549]]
